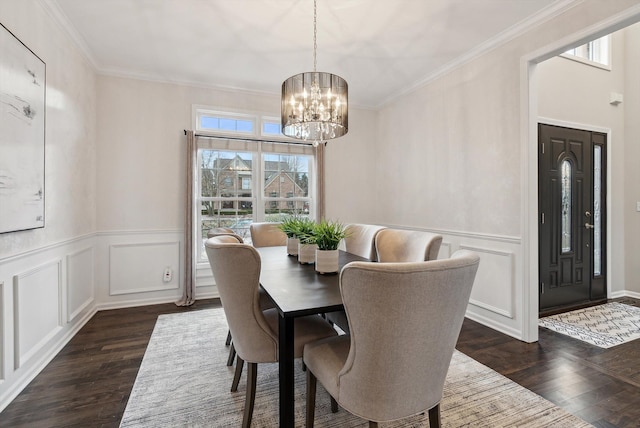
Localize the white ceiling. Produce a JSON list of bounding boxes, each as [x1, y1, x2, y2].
[[44, 0, 566, 108]]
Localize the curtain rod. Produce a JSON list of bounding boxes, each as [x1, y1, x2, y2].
[[183, 130, 324, 147]]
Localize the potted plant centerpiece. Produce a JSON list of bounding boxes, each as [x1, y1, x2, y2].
[[297, 217, 318, 264], [314, 220, 347, 274], [279, 216, 302, 256]]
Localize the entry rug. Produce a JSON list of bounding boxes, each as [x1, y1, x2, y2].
[[120, 308, 590, 427], [539, 302, 640, 348]]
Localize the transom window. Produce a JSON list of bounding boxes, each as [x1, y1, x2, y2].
[[563, 35, 610, 70]]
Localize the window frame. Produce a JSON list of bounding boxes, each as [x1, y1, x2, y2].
[[561, 35, 611, 71], [193, 106, 317, 268]]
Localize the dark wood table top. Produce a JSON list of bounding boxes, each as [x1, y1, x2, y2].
[[257, 246, 369, 318]]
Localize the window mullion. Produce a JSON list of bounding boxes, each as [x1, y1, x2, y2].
[[255, 144, 264, 222]]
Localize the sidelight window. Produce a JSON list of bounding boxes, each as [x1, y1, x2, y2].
[[593, 145, 602, 275]]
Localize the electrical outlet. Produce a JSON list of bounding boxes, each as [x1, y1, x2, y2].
[[163, 267, 173, 283]]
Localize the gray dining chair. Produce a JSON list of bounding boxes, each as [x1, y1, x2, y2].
[[342, 223, 387, 261], [205, 232, 276, 381], [330, 227, 444, 334], [327, 224, 386, 332], [249, 222, 287, 247], [206, 228, 243, 351], [205, 235, 337, 428], [304, 250, 480, 427], [375, 228, 443, 262], [207, 226, 244, 242]]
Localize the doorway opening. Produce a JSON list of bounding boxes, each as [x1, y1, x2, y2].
[[538, 123, 607, 316], [522, 5, 640, 342]]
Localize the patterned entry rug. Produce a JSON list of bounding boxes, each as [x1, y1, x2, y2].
[[539, 302, 640, 348], [120, 308, 589, 427]]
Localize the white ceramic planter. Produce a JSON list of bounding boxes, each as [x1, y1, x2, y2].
[[298, 243, 317, 264], [287, 237, 299, 256], [315, 249, 339, 274]]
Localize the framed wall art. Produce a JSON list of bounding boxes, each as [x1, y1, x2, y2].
[[0, 22, 46, 234]]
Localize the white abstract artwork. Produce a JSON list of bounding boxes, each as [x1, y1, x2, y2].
[[0, 23, 45, 234]]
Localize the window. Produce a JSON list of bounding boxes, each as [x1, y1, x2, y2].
[[561, 159, 572, 253], [262, 121, 282, 136], [199, 115, 254, 133], [563, 35, 610, 69], [194, 107, 316, 265], [198, 146, 314, 258], [242, 177, 251, 190]]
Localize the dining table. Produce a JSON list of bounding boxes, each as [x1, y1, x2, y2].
[[256, 246, 368, 428]]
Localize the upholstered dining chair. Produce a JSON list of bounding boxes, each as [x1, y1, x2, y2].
[[249, 222, 287, 247], [204, 232, 276, 382], [206, 228, 243, 351], [327, 224, 386, 332], [342, 223, 387, 261], [207, 226, 244, 242], [205, 236, 337, 428], [304, 250, 480, 428], [375, 228, 443, 262]]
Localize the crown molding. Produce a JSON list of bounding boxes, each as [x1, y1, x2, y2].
[[376, 0, 583, 109], [37, 0, 99, 70]]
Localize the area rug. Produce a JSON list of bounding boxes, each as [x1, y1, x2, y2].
[[539, 302, 640, 348], [120, 308, 590, 427]]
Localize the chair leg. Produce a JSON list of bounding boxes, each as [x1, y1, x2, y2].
[[242, 362, 257, 428], [227, 342, 236, 366], [225, 329, 232, 346], [306, 369, 317, 428], [330, 396, 338, 413], [231, 356, 244, 392], [428, 404, 441, 428]]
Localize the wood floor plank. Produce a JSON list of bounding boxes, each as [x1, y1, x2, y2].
[[1, 298, 640, 427]]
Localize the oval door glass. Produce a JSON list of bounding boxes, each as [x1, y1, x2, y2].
[[561, 159, 572, 253]]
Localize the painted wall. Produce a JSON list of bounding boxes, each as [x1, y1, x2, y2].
[[324, 107, 378, 224], [624, 23, 640, 295], [2, 0, 640, 413], [0, 0, 97, 411], [94, 75, 377, 306], [0, 1, 96, 256], [372, 0, 640, 339], [536, 29, 627, 295]]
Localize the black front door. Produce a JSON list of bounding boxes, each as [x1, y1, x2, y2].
[[538, 124, 607, 312]]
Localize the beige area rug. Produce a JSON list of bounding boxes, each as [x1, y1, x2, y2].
[[539, 302, 640, 348], [120, 308, 590, 427]]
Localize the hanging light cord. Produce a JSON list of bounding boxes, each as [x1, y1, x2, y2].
[[313, 0, 317, 72]]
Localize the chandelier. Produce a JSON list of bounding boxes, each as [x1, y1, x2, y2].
[[281, 0, 348, 145]]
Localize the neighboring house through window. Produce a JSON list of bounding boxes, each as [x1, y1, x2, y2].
[[194, 107, 316, 263]]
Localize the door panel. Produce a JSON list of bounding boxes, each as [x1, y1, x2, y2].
[[538, 124, 606, 312]]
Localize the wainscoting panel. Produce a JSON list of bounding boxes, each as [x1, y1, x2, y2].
[[66, 247, 94, 323], [13, 259, 63, 370], [461, 245, 515, 319], [109, 241, 180, 295], [0, 281, 4, 384], [438, 241, 452, 259]]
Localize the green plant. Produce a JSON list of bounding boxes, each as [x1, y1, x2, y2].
[[296, 217, 318, 245], [314, 220, 347, 251], [278, 215, 302, 238]]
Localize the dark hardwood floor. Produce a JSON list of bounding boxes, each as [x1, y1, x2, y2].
[[1, 297, 639, 427]]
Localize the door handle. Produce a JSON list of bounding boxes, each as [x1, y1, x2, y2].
[[585, 222, 595, 229]]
